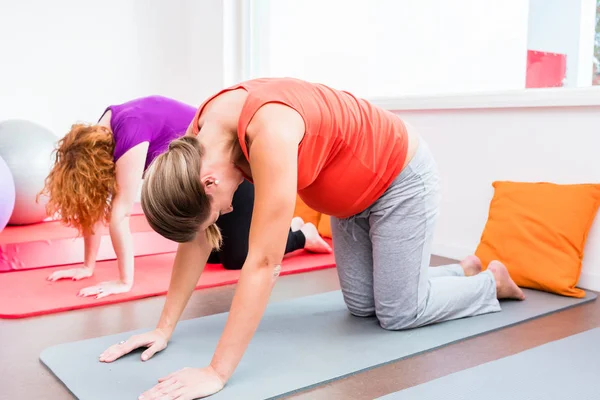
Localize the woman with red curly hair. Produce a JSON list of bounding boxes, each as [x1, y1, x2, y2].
[[41, 95, 330, 299]]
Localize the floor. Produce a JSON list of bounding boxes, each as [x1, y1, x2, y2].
[[1, 255, 598, 400]]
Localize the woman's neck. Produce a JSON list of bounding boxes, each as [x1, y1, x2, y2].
[[199, 123, 237, 167], [198, 88, 248, 168]]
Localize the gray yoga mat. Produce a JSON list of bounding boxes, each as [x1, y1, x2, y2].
[[40, 288, 596, 400], [379, 326, 600, 400]]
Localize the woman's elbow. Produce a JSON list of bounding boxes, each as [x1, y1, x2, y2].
[[248, 254, 282, 277], [109, 209, 130, 229]]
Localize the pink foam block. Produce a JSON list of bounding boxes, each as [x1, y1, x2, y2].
[[0, 203, 177, 272]]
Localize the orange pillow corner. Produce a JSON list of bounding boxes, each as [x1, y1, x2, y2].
[[318, 213, 332, 239], [293, 195, 321, 227], [474, 181, 600, 299]]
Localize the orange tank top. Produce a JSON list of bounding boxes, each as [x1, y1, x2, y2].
[[192, 78, 409, 219]]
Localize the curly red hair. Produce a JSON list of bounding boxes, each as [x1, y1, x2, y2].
[[39, 123, 117, 236]]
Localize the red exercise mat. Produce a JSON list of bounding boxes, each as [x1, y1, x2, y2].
[[0, 249, 336, 319]]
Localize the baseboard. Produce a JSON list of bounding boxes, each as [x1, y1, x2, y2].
[[433, 242, 600, 293]]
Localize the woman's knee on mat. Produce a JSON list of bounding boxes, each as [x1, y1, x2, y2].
[[347, 304, 376, 318], [343, 294, 376, 318], [378, 314, 419, 330], [376, 302, 423, 330]]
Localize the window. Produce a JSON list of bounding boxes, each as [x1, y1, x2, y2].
[[241, 0, 600, 98]]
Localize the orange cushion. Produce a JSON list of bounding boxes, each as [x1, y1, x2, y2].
[[475, 181, 600, 298], [293, 195, 321, 227], [318, 213, 332, 238]]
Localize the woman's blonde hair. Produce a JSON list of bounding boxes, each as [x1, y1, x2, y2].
[[141, 136, 222, 249], [39, 124, 117, 236]]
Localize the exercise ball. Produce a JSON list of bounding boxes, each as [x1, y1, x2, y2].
[[0, 119, 56, 225], [0, 155, 15, 231]]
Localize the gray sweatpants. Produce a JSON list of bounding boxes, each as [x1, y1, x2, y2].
[[331, 138, 500, 330]]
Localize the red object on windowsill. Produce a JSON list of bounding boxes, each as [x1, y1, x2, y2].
[[526, 50, 567, 88]]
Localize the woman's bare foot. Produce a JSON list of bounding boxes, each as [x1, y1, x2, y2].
[[291, 217, 304, 232], [488, 260, 526, 300], [460, 255, 482, 276], [300, 223, 332, 253]]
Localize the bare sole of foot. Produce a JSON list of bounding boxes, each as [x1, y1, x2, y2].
[[488, 260, 526, 300], [300, 223, 332, 253], [291, 217, 304, 232], [460, 255, 483, 277]]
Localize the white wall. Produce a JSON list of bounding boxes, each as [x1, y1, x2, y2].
[[250, 0, 530, 98], [0, 0, 224, 137], [527, 0, 597, 87], [186, 0, 227, 106], [392, 103, 600, 291]]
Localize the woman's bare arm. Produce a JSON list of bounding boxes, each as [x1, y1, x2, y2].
[[156, 236, 213, 337], [109, 142, 149, 285], [99, 234, 213, 362], [208, 103, 304, 383]]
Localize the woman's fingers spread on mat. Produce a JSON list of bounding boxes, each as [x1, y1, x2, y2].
[[98, 344, 125, 362], [47, 270, 66, 281], [139, 367, 225, 400], [99, 335, 144, 362], [161, 379, 185, 399], [141, 341, 166, 361], [147, 378, 183, 396], [47, 267, 93, 282], [168, 388, 186, 399], [138, 378, 179, 399], [99, 330, 168, 363], [78, 280, 133, 299], [78, 285, 103, 297]]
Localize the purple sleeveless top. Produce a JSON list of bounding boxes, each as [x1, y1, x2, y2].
[[106, 95, 196, 171]]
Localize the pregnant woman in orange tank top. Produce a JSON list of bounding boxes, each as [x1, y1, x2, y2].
[[99, 78, 524, 399]]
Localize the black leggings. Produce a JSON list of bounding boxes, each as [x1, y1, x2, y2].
[[207, 180, 306, 270]]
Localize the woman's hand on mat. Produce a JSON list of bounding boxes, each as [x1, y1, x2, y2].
[[47, 266, 94, 281], [78, 280, 133, 299], [138, 366, 225, 400], [99, 329, 169, 363]]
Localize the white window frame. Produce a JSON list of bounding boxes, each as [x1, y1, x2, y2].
[[231, 0, 600, 111]]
